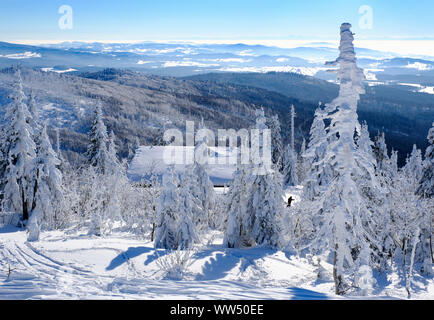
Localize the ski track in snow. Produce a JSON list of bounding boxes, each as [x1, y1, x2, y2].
[[0, 227, 334, 300], [0, 225, 432, 300]]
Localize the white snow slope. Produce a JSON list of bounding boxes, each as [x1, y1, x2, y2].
[[1, 226, 432, 300], [0, 226, 333, 300], [0, 187, 432, 300]]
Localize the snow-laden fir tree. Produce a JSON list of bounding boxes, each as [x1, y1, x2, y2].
[[190, 120, 216, 229], [415, 123, 434, 275], [297, 138, 307, 184], [373, 132, 388, 171], [245, 108, 284, 247], [308, 23, 381, 295], [283, 146, 298, 187], [388, 167, 432, 289], [27, 124, 64, 241], [154, 166, 181, 249], [301, 105, 331, 201], [1, 68, 36, 222], [176, 168, 200, 249], [27, 91, 40, 131], [283, 105, 298, 186], [107, 130, 122, 174], [403, 145, 423, 184], [269, 114, 284, 173], [86, 104, 111, 175], [85, 107, 124, 236], [417, 122, 434, 198], [223, 164, 251, 248]]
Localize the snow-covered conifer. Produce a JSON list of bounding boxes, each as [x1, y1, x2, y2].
[[246, 108, 284, 247], [154, 166, 181, 249], [269, 114, 284, 173], [309, 23, 380, 294], [417, 123, 434, 198], [27, 124, 64, 240], [2, 68, 37, 222], [176, 169, 200, 249], [283, 146, 298, 187], [86, 104, 111, 174], [223, 165, 251, 248]]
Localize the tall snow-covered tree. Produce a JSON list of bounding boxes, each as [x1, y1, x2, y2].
[[373, 131, 389, 170], [297, 138, 307, 183], [190, 121, 216, 229], [154, 166, 180, 249], [27, 91, 40, 131], [177, 169, 200, 249], [302, 105, 331, 201], [309, 23, 380, 295], [106, 130, 122, 175], [1, 68, 37, 222], [245, 108, 284, 247], [283, 105, 298, 186], [27, 124, 64, 241], [223, 164, 251, 248], [403, 145, 423, 184], [416, 123, 434, 276], [85, 110, 124, 236], [283, 146, 298, 187], [86, 104, 111, 174], [269, 114, 284, 173], [417, 124, 434, 198]]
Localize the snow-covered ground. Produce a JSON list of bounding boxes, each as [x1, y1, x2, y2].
[[1, 221, 432, 300], [0, 225, 333, 300]]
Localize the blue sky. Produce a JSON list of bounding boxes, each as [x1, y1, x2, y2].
[[1, 0, 433, 42]]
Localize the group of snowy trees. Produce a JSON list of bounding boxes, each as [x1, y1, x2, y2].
[[285, 24, 433, 296], [0, 68, 154, 241], [223, 109, 284, 248], [220, 23, 433, 296], [154, 121, 216, 250], [0, 68, 64, 240]]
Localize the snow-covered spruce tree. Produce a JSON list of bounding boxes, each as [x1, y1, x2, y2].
[[85, 107, 124, 236], [403, 145, 423, 184], [154, 166, 180, 249], [297, 138, 307, 183], [190, 121, 216, 230], [1, 68, 37, 223], [176, 169, 200, 249], [27, 91, 40, 131], [283, 146, 298, 187], [86, 104, 111, 175], [245, 108, 284, 247], [388, 168, 431, 290], [223, 164, 251, 248], [399, 140, 433, 276], [302, 105, 331, 201], [309, 23, 381, 295], [269, 114, 284, 173], [373, 131, 389, 172], [27, 124, 64, 241], [417, 122, 434, 198], [283, 105, 298, 186], [416, 123, 434, 275], [107, 130, 122, 175]]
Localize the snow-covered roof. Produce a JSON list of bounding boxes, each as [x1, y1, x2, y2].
[[127, 146, 237, 185]]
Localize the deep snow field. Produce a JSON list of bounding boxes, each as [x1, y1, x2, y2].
[[0, 223, 433, 300]]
